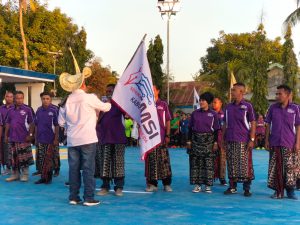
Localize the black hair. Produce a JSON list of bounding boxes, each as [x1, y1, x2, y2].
[[200, 92, 214, 104], [14, 90, 24, 96], [233, 82, 245, 88], [40, 91, 53, 98], [277, 84, 292, 94], [107, 84, 116, 88]]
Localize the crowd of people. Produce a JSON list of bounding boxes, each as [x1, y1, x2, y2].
[[1, 71, 300, 206]]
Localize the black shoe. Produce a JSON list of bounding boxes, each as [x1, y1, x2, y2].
[[35, 179, 46, 184], [69, 199, 82, 205], [83, 199, 100, 206], [244, 190, 252, 197], [224, 188, 237, 195], [64, 182, 70, 187], [220, 179, 228, 186], [32, 171, 41, 176], [287, 190, 298, 200]]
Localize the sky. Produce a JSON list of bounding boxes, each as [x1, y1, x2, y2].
[[22, 1, 300, 81]]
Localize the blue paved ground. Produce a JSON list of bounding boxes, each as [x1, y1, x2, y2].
[[1, 148, 300, 225]]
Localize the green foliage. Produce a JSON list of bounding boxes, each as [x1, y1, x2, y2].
[[0, 2, 93, 97], [147, 35, 166, 94], [282, 25, 299, 102], [195, 27, 283, 112]]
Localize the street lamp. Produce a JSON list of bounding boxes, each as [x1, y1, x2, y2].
[[157, 0, 181, 104], [47, 50, 63, 96]]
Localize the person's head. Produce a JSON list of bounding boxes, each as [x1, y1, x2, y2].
[[276, 84, 292, 104], [40, 91, 53, 108], [14, 91, 24, 106], [231, 82, 246, 101], [106, 84, 116, 99], [258, 114, 264, 120], [199, 92, 214, 110], [4, 91, 14, 105], [212, 97, 223, 111], [153, 85, 160, 101], [182, 113, 187, 120], [173, 112, 178, 118]]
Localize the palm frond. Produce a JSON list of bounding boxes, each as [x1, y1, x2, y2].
[[283, 8, 300, 31]]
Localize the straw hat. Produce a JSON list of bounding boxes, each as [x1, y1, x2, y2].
[[59, 48, 92, 92]]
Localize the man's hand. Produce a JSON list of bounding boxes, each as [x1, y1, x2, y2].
[[212, 142, 218, 152], [25, 135, 32, 143], [294, 142, 300, 153], [164, 136, 170, 147], [247, 140, 254, 151], [265, 140, 270, 151], [53, 138, 59, 146]]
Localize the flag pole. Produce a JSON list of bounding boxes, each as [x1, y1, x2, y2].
[[123, 34, 147, 72]]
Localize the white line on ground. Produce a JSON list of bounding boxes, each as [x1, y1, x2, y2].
[[95, 188, 153, 194]]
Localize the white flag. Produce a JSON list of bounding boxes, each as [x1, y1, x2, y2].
[[112, 37, 161, 159], [193, 87, 200, 110]]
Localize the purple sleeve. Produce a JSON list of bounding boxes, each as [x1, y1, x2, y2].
[[295, 106, 300, 126], [0, 113, 3, 126], [165, 103, 171, 122], [6, 110, 11, 124], [53, 110, 59, 126], [213, 113, 220, 131], [34, 112, 38, 126], [264, 105, 273, 124], [223, 107, 227, 124], [189, 112, 194, 129], [247, 103, 255, 123]]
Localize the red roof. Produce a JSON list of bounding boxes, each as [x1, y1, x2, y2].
[[169, 81, 207, 106]]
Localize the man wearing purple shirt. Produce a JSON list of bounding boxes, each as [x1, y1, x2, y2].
[[222, 83, 256, 197], [96, 84, 127, 197], [145, 85, 172, 192], [265, 85, 300, 200], [34, 92, 59, 184], [0, 91, 14, 175], [188, 92, 220, 193], [5, 91, 34, 182]]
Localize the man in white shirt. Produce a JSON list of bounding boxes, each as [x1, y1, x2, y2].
[[58, 50, 111, 206]]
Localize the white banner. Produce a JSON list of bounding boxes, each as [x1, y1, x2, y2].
[[112, 37, 161, 159]]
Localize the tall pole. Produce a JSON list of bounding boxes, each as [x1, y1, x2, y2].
[[167, 17, 170, 104]]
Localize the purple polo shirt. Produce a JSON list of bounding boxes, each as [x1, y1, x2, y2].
[[265, 103, 300, 149], [0, 104, 14, 126], [189, 108, 220, 133], [6, 104, 34, 143], [224, 99, 255, 142], [216, 110, 224, 127], [156, 98, 171, 142], [97, 103, 127, 144], [35, 105, 59, 144]]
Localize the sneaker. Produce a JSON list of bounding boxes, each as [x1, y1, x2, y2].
[[244, 190, 252, 197], [83, 199, 100, 206], [224, 188, 237, 195], [5, 173, 20, 182], [192, 185, 202, 193], [32, 171, 41, 176], [270, 192, 283, 199], [96, 188, 109, 196], [64, 182, 70, 187], [69, 199, 82, 205], [145, 184, 158, 192], [115, 188, 123, 197], [287, 190, 298, 200], [53, 170, 60, 177], [220, 179, 228, 186], [35, 179, 46, 184], [163, 185, 173, 192], [205, 186, 212, 193], [20, 174, 29, 182], [2, 168, 11, 175]]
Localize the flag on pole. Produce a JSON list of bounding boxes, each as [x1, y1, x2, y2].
[[193, 87, 200, 110], [112, 35, 161, 159], [229, 71, 237, 102]]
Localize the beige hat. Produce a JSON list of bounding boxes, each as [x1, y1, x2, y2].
[[59, 48, 92, 92]]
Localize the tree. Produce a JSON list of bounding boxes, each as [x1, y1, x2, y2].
[[0, 2, 94, 97], [282, 24, 299, 102], [85, 58, 118, 97], [250, 24, 270, 115], [18, 0, 37, 69], [284, 0, 300, 29], [195, 29, 283, 108], [147, 35, 166, 92]]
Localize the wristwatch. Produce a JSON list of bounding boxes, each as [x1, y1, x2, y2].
[[29, 133, 33, 137], [250, 138, 255, 142]]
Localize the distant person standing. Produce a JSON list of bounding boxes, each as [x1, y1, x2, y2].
[[212, 97, 227, 186], [5, 91, 35, 182], [222, 83, 256, 197], [180, 113, 189, 148], [170, 112, 180, 147], [34, 92, 59, 184], [145, 85, 172, 192], [187, 92, 220, 193], [0, 91, 14, 175], [265, 85, 300, 199], [256, 114, 265, 150], [124, 114, 133, 146]]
